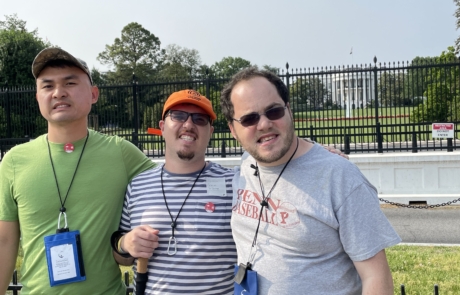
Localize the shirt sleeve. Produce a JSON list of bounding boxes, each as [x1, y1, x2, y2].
[[336, 182, 401, 261], [120, 139, 156, 182], [0, 152, 19, 221]]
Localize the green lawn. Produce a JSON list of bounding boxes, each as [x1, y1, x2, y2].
[[94, 107, 437, 148]]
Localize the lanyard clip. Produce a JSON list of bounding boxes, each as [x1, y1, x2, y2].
[[167, 236, 177, 256], [57, 211, 69, 233]]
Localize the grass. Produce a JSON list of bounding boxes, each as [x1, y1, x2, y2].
[[388, 245, 460, 294], [9, 244, 460, 294], [96, 107, 438, 148]]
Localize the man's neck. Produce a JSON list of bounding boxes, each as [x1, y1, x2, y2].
[[47, 124, 88, 143]]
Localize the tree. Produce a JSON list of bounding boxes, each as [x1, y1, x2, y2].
[[411, 47, 460, 122], [289, 77, 328, 110], [97, 22, 161, 82], [0, 14, 50, 86], [378, 72, 406, 107], [209, 56, 252, 77], [158, 44, 202, 79], [262, 64, 280, 74], [454, 0, 460, 54]]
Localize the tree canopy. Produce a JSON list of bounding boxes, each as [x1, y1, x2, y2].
[[411, 47, 460, 122], [0, 14, 49, 86], [97, 22, 162, 82], [209, 56, 252, 77], [158, 44, 203, 79], [289, 77, 329, 110]]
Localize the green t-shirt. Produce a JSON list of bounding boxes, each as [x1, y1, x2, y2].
[[0, 130, 155, 295]]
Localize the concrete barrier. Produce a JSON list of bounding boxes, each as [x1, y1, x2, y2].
[[153, 151, 460, 205]]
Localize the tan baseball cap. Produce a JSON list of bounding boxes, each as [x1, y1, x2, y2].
[[32, 47, 93, 84]]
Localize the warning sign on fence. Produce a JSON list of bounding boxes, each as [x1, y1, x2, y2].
[[431, 123, 454, 138]]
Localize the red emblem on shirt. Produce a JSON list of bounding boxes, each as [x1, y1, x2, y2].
[[204, 202, 215, 213]]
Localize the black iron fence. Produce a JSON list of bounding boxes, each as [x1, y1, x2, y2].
[[1, 57, 459, 159]]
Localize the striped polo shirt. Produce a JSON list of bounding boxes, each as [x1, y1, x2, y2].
[[120, 162, 236, 294]]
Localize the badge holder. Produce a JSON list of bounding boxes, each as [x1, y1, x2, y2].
[[44, 211, 86, 286], [234, 262, 258, 295], [234, 248, 258, 295]]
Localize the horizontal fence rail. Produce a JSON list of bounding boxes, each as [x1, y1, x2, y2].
[[1, 58, 459, 159]]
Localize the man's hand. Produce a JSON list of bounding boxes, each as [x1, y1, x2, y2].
[[121, 225, 159, 259], [323, 144, 349, 160]]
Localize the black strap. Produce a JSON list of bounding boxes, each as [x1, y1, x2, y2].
[[110, 230, 132, 258], [161, 163, 206, 238], [249, 137, 299, 255], [47, 131, 89, 214]]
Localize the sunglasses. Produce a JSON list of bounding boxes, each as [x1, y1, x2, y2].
[[165, 110, 211, 126], [232, 105, 287, 127]]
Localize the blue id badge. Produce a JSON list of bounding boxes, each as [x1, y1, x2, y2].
[[234, 263, 258, 295], [44, 230, 86, 286]]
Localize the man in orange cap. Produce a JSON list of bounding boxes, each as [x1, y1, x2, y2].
[[112, 90, 237, 294]]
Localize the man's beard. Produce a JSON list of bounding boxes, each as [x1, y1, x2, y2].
[[242, 122, 295, 165], [177, 150, 195, 161]]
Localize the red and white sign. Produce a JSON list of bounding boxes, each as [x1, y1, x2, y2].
[[432, 123, 454, 138]]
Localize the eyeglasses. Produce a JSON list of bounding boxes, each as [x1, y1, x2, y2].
[[165, 110, 211, 126], [232, 105, 287, 127]]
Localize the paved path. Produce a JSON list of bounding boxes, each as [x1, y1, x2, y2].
[[382, 206, 460, 245]]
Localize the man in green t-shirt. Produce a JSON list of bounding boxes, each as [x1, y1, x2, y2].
[[0, 47, 155, 295]]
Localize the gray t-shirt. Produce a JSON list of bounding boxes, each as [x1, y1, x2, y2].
[[231, 143, 401, 295]]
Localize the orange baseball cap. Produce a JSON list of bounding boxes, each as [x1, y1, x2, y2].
[[162, 90, 217, 121]]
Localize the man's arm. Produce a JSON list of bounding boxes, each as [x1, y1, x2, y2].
[[353, 249, 394, 295], [0, 220, 20, 293]]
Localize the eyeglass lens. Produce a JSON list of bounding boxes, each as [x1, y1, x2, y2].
[[238, 106, 286, 127], [168, 110, 210, 126]]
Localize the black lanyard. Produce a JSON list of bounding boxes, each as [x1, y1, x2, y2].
[[247, 137, 299, 263], [161, 163, 206, 255], [47, 132, 89, 215]]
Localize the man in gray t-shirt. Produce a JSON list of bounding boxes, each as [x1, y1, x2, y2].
[[220, 67, 401, 294]]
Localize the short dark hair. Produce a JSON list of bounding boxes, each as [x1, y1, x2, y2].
[[220, 66, 289, 123]]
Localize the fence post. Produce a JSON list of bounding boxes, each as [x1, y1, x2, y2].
[[447, 138, 453, 152], [12, 269, 18, 295], [5, 84, 12, 138], [400, 284, 405, 295], [285, 63, 290, 98], [309, 125, 316, 142], [221, 140, 226, 158], [373, 57, 383, 153], [434, 284, 439, 295], [412, 131, 418, 153], [344, 135, 350, 155], [132, 74, 140, 150], [205, 67, 210, 99]]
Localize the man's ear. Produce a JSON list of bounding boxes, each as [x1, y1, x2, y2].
[[91, 86, 99, 104], [228, 123, 237, 140], [209, 125, 214, 135]]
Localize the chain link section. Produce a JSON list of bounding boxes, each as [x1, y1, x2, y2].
[[379, 197, 460, 209]]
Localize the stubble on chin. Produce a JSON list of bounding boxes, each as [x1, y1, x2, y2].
[[177, 150, 195, 161], [246, 128, 294, 165]]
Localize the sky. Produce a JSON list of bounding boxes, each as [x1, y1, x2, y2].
[[2, 0, 459, 72]]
